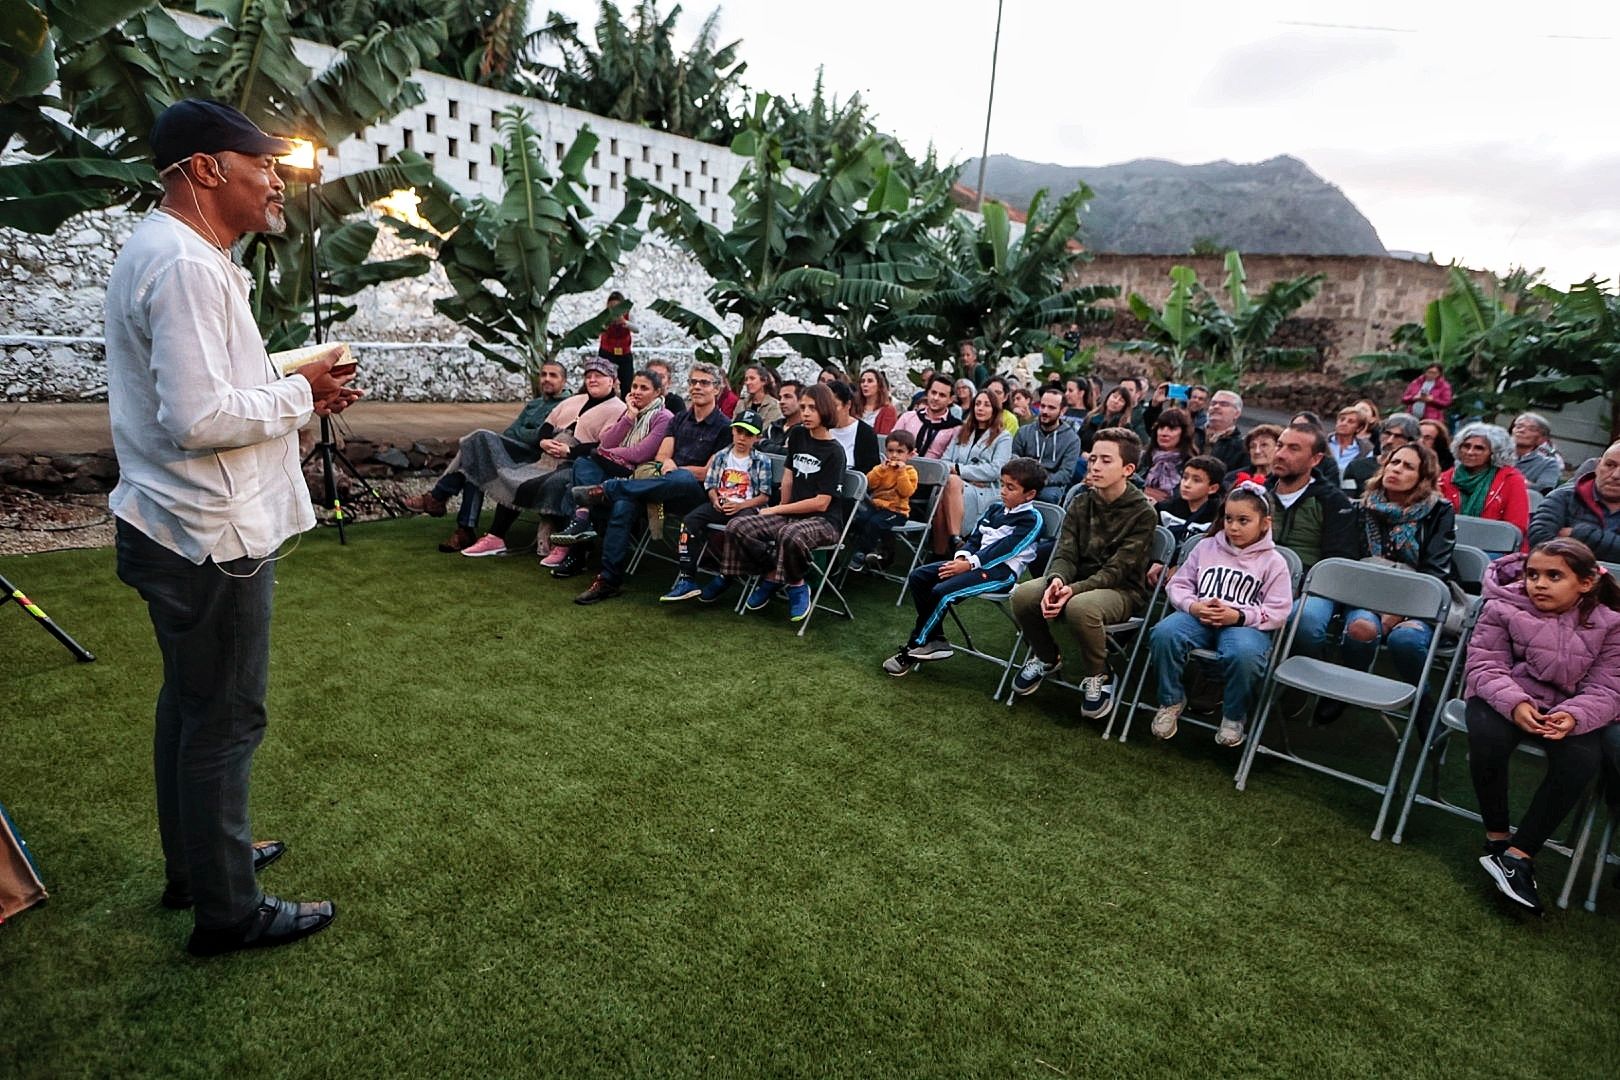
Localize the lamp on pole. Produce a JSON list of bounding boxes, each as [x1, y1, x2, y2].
[[974, 0, 1005, 212]]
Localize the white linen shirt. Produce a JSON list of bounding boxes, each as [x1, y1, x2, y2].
[[105, 212, 316, 564]]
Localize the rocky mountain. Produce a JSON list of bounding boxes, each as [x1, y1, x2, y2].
[[961, 153, 1386, 256]]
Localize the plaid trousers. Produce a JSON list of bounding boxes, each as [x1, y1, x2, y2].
[[715, 513, 840, 583]]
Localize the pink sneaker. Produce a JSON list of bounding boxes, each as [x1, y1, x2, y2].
[[460, 534, 508, 558], [540, 545, 568, 567]]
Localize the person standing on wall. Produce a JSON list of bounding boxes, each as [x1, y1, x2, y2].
[[599, 290, 635, 393], [106, 100, 358, 957]]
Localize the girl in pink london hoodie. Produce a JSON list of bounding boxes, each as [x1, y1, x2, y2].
[[1147, 483, 1295, 748], [1464, 537, 1620, 913]]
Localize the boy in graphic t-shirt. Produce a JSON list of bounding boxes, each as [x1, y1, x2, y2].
[[661, 409, 773, 602]]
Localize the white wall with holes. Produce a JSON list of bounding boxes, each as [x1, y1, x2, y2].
[[170, 11, 807, 227]]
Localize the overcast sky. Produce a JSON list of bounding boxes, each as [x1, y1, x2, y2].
[[541, 0, 1618, 289]]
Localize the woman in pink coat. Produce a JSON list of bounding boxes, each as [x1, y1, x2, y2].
[[1401, 363, 1453, 421], [1464, 538, 1620, 913]]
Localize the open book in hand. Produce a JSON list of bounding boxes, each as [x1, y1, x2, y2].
[[270, 342, 356, 377]]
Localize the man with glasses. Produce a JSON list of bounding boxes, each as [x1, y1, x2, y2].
[[569, 361, 732, 603], [1199, 390, 1251, 477], [1509, 412, 1564, 494]]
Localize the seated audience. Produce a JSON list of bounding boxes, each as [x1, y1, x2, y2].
[[1157, 455, 1225, 546], [1008, 428, 1158, 718], [1083, 385, 1136, 452], [845, 430, 920, 573], [1510, 412, 1566, 494], [541, 369, 673, 554], [1529, 440, 1620, 562], [934, 391, 1015, 554], [705, 383, 849, 622], [1465, 538, 1620, 913], [1329, 406, 1375, 475], [1402, 362, 1452, 422], [739, 364, 784, 428], [882, 457, 1047, 676], [1009, 385, 1082, 504], [1147, 482, 1294, 748], [1241, 424, 1282, 485], [1200, 390, 1251, 477], [757, 379, 803, 453], [1061, 377, 1092, 432], [1438, 422, 1530, 548], [658, 409, 773, 602], [958, 340, 989, 390], [564, 362, 732, 601], [1008, 387, 1035, 427], [855, 368, 898, 435], [985, 376, 1021, 436], [824, 379, 882, 473], [1330, 443, 1455, 714], [1420, 418, 1455, 471], [1343, 412, 1420, 495], [1265, 423, 1358, 656], [405, 359, 622, 554], [1354, 399, 1383, 455], [714, 370, 739, 418], [891, 373, 962, 459], [1140, 407, 1196, 504], [646, 359, 684, 415]]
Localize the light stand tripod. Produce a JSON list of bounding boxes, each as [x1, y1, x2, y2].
[[289, 150, 393, 544], [1, 572, 94, 662]]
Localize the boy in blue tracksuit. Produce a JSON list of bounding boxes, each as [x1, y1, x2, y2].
[[883, 456, 1047, 676]]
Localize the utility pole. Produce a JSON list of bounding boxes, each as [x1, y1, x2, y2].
[[974, 0, 1004, 212]]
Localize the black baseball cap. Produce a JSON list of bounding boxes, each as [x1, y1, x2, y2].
[[731, 408, 765, 435], [151, 100, 294, 171]]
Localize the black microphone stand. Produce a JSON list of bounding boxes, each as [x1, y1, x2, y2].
[[294, 153, 393, 544]]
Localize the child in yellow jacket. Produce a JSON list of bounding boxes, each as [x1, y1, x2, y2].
[[847, 430, 920, 573]]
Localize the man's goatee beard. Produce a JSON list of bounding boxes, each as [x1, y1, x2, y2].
[[265, 207, 287, 235]]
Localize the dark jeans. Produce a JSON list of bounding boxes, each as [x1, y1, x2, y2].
[[1465, 696, 1603, 857], [599, 471, 705, 583], [678, 502, 756, 576], [848, 504, 907, 559], [906, 561, 1017, 646], [431, 470, 484, 528], [565, 454, 632, 518], [114, 519, 273, 929]]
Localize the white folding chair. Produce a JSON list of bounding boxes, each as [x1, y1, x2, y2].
[[1454, 515, 1521, 558], [1582, 804, 1619, 913], [1392, 600, 1599, 908], [943, 501, 1065, 700], [1235, 558, 1452, 841]]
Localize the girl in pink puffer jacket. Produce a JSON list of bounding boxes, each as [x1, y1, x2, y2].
[[1464, 538, 1620, 913]]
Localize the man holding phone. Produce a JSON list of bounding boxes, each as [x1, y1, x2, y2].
[[107, 100, 357, 957]]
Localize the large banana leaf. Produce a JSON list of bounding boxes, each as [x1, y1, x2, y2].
[[648, 298, 725, 343], [0, 156, 156, 232], [37, 0, 156, 47], [0, 2, 54, 104], [297, 20, 444, 148]]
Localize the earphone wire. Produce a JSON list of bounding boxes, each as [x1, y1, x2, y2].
[[161, 157, 309, 581]]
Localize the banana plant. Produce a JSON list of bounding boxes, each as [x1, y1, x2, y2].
[[1192, 250, 1325, 380], [0, 0, 448, 345], [632, 93, 904, 380], [1118, 264, 1202, 379], [907, 185, 1118, 373], [430, 108, 644, 395]]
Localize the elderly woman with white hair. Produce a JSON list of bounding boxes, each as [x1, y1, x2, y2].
[[1437, 421, 1530, 548]]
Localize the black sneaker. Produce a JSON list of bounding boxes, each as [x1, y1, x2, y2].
[[550, 517, 597, 546], [1482, 837, 1511, 858], [549, 549, 587, 579], [1480, 851, 1544, 913]]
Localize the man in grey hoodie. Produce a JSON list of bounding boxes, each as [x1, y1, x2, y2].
[[1010, 386, 1081, 503]]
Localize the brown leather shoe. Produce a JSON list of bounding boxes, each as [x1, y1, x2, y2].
[[438, 525, 477, 552], [402, 492, 447, 516], [574, 575, 623, 605]]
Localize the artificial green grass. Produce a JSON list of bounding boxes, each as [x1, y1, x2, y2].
[[2, 517, 1616, 1078]]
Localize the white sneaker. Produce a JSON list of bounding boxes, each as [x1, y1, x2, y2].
[[1079, 675, 1115, 719], [1151, 702, 1184, 740], [1215, 719, 1245, 747]]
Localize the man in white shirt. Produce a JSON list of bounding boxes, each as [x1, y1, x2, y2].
[[108, 100, 356, 957]]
